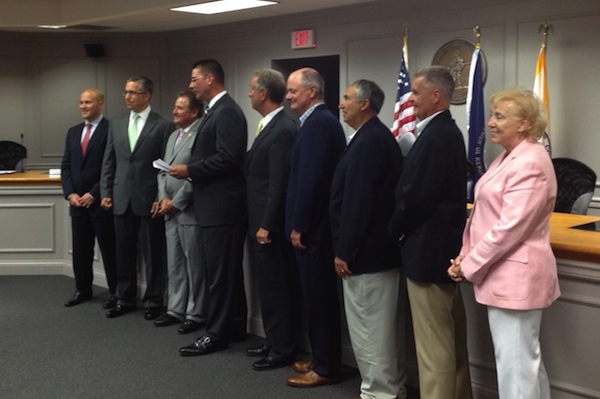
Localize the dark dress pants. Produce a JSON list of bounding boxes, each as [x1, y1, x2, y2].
[[253, 232, 300, 357], [199, 222, 247, 342], [294, 240, 342, 377], [71, 210, 117, 295], [114, 206, 165, 308]]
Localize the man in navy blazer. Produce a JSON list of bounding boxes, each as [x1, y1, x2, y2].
[[100, 76, 175, 320], [284, 68, 346, 388], [61, 88, 117, 309], [171, 59, 248, 356], [244, 69, 299, 371], [389, 66, 472, 399], [330, 79, 407, 399]]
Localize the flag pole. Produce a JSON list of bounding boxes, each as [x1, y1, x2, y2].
[[474, 25, 481, 49], [538, 23, 554, 48], [403, 21, 410, 72]]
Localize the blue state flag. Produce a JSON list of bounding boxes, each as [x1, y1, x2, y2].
[[466, 47, 486, 202]]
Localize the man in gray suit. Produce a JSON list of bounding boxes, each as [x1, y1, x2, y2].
[[153, 90, 206, 334], [100, 76, 175, 320]]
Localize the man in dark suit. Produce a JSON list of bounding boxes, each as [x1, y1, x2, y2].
[[171, 59, 248, 356], [244, 69, 299, 371], [61, 88, 117, 309], [284, 67, 346, 388], [389, 66, 473, 399], [330, 79, 407, 399], [154, 91, 206, 334], [100, 76, 175, 320]]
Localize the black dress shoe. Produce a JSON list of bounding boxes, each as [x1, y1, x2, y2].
[[252, 355, 294, 371], [144, 307, 162, 320], [178, 319, 203, 334], [179, 335, 226, 356], [246, 343, 271, 357], [154, 313, 181, 327], [106, 304, 135, 318], [64, 292, 92, 307], [102, 296, 117, 310]]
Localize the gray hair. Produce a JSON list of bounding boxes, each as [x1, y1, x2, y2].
[[414, 66, 454, 102], [253, 69, 286, 104], [352, 79, 385, 114]]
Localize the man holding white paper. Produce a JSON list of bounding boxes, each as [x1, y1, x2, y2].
[[153, 90, 207, 334]]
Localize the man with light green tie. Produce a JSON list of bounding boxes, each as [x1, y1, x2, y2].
[[100, 76, 175, 320]]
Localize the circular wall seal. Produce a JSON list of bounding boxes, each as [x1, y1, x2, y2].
[[432, 39, 487, 105]]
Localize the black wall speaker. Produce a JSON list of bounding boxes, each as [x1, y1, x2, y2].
[[85, 43, 105, 58]]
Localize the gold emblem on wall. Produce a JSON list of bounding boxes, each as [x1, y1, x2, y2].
[[432, 39, 487, 105]]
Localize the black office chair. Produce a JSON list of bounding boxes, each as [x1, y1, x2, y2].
[[552, 157, 596, 215], [0, 141, 27, 171]]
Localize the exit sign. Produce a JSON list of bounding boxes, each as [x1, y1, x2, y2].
[[291, 29, 315, 49]]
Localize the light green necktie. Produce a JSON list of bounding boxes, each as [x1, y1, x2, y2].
[[128, 113, 140, 151]]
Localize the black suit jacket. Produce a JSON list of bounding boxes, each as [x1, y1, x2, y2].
[[245, 110, 297, 235], [285, 104, 346, 243], [101, 110, 175, 216], [188, 93, 248, 227], [389, 110, 467, 283], [330, 117, 403, 275], [61, 117, 111, 218]]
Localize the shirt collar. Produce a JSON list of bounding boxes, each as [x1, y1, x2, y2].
[[207, 91, 227, 110], [299, 102, 324, 126]]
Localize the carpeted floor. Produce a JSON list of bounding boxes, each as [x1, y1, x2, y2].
[[0, 275, 418, 399]]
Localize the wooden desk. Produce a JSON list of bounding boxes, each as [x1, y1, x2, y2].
[[549, 212, 600, 263], [0, 170, 61, 186]]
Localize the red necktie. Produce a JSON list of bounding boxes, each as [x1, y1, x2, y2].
[[81, 123, 92, 155]]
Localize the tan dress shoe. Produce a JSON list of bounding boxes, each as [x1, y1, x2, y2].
[[286, 370, 340, 388], [292, 360, 312, 373]]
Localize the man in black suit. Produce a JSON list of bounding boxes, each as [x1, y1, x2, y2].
[[244, 69, 299, 370], [284, 68, 346, 388], [61, 88, 117, 309], [100, 76, 175, 320], [330, 79, 407, 399], [171, 59, 248, 356], [389, 66, 473, 399]]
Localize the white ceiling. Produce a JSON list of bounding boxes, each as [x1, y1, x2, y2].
[[0, 0, 379, 33]]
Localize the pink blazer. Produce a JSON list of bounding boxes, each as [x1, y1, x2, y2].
[[460, 140, 560, 310]]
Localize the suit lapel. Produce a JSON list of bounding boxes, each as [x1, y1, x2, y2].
[[132, 112, 157, 153]]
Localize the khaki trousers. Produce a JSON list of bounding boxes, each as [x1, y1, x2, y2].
[[406, 279, 473, 399]]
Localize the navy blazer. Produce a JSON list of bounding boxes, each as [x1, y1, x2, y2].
[[61, 117, 111, 218], [245, 110, 297, 235], [389, 110, 467, 283], [285, 104, 346, 243], [330, 116, 403, 275], [188, 93, 248, 227]]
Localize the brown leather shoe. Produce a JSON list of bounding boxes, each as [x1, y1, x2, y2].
[[292, 360, 312, 373], [286, 370, 340, 388]]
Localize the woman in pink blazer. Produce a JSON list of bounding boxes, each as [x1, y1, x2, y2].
[[448, 88, 560, 399]]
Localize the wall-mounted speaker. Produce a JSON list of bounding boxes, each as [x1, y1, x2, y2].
[[85, 43, 105, 58]]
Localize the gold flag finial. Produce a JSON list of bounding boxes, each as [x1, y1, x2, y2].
[[538, 23, 554, 47], [474, 26, 481, 49], [403, 21, 410, 38]]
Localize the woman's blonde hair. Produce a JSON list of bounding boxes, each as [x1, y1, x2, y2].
[[489, 88, 547, 140]]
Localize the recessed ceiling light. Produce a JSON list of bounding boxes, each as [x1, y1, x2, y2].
[[172, 0, 277, 15], [37, 25, 67, 29]]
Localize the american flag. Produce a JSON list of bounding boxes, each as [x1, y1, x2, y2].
[[391, 45, 415, 139]]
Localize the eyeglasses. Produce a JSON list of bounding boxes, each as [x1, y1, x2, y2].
[[190, 74, 209, 83], [123, 90, 147, 96]]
